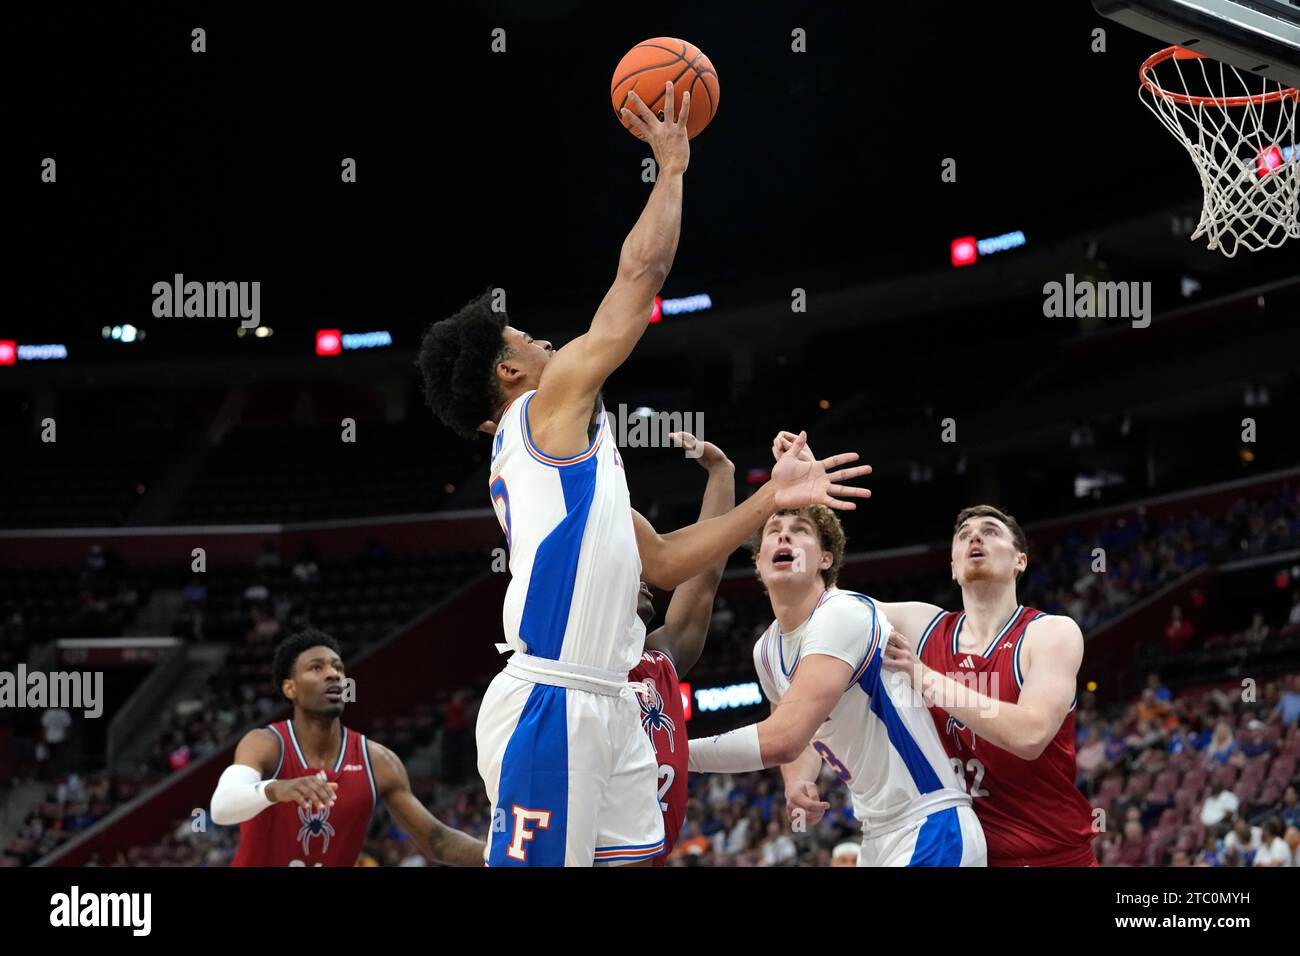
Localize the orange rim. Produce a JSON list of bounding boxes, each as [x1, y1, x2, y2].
[[1140, 46, 1300, 107]]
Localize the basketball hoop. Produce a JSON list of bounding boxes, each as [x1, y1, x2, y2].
[[1140, 46, 1299, 257]]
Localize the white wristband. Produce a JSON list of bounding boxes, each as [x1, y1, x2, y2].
[[687, 724, 765, 773]]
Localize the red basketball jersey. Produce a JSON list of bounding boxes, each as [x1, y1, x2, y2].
[[628, 649, 687, 866], [917, 606, 1097, 867], [230, 720, 377, 867]]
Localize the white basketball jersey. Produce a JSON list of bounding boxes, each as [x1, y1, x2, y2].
[[488, 390, 645, 674], [753, 588, 970, 832]]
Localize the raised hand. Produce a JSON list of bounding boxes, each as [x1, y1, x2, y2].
[[668, 430, 731, 470], [770, 431, 872, 511], [620, 80, 691, 174]]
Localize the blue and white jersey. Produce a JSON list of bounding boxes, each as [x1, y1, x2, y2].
[[488, 389, 644, 675], [753, 588, 970, 833]]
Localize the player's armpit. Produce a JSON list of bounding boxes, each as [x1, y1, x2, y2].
[[230, 726, 282, 777], [761, 654, 852, 765], [875, 601, 946, 640], [209, 729, 282, 826]]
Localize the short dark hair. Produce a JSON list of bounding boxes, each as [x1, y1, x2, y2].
[[953, 504, 1028, 556], [416, 289, 510, 439], [272, 628, 341, 699]]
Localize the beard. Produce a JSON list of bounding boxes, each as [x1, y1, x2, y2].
[[959, 560, 999, 584]]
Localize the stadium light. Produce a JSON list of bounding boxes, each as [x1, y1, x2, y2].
[[316, 329, 342, 356]]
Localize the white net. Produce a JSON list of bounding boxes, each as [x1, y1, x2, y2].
[[1140, 48, 1299, 257]]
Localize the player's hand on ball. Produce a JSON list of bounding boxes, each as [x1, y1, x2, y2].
[[620, 81, 691, 174], [882, 630, 924, 688], [268, 773, 338, 814], [770, 431, 871, 511], [787, 780, 829, 827], [668, 431, 731, 471]]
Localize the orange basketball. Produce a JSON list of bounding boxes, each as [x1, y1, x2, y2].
[[611, 37, 719, 140]]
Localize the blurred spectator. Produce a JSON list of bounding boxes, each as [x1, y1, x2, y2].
[[710, 597, 735, 637], [759, 819, 797, 866], [1223, 817, 1261, 865], [1240, 720, 1272, 760], [1253, 819, 1292, 867], [83, 544, 108, 577], [1162, 605, 1195, 654], [1289, 590, 1300, 627], [292, 545, 320, 586], [181, 576, 208, 608], [1194, 830, 1223, 867], [1200, 782, 1240, 827], [255, 539, 281, 571], [40, 707, 71, 770], [1146, 671, 1172, 703], [1205, 721, 1238, 766], [1279, 785, 1300, 829], [1274, 675, 1300, 726], [1117, 820, 1151, 866], [1241, 611, 1271, 645], [831, 841, 860, 867]]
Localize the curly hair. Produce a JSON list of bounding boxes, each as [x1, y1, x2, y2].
[[272, 627, 341, 699], [749, 505, 847, 588], [416, 289, 510, 439]]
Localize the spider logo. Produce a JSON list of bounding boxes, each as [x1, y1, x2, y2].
[[296, 802, 336, 856], [946, 715, 974, 753], [637, 677, 676, 754]]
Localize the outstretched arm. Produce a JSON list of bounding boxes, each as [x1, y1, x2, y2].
[[210, 728, 341, 825], [528, 83, 692, 459], [688, 655, 852, 772], [369, 741, 486, 866], [884, 615, 1083, 760], [635, 432, 871, 590], [644, 435, 735, 674]]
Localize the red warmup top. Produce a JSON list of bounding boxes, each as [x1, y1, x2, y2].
[[917, 606, 1097, 867], [628, 649, 688, 866], [231, 720, 378, 867]]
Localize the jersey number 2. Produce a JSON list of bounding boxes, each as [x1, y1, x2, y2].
[[657, 764, 674, 811]]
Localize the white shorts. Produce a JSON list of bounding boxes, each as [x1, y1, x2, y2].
[[860, 804, 987, 867], [476, 668, 665, 866]]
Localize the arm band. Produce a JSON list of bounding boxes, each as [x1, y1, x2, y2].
[[210, 764, 274, 825], [687, 724, 765, 773]]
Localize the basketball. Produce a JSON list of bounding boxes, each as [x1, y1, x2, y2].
[[611, 37, 719, 140]]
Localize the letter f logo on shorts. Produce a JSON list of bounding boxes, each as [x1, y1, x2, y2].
[[507, 805, 552, 861]]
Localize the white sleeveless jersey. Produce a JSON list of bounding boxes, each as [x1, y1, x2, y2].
[[487, 389, 645, 674], [754, 588, 970, 833]]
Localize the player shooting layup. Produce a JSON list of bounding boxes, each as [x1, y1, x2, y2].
[[417, 83, 872, 865]]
